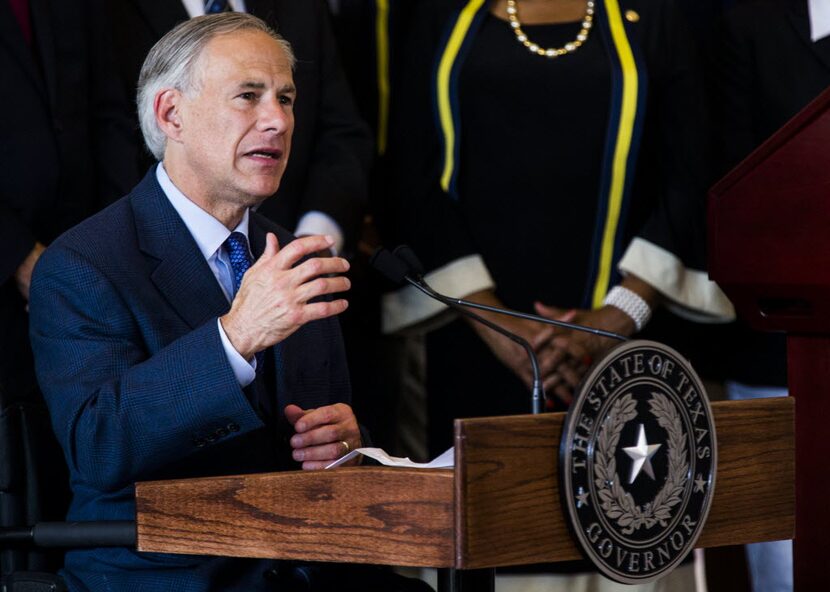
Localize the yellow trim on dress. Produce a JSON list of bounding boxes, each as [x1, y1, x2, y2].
[[437, 0, 486, 192], [591, 0, 638, 308], [375, 0, 390, 155]]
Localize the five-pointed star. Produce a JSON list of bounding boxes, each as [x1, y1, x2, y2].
[[694, 474, 707, 493], [576, 487, 590, 508], [623, 424, 662, 484]]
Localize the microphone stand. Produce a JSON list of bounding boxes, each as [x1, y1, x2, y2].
[[403, 276, 546, 415], [391, 245, 627, 342], [429, 286, 626, 342]]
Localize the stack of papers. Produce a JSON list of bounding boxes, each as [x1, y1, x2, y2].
[[325, 447, 454, 469]]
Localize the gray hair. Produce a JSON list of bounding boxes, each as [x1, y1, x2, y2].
[[137, 13, 295, 160]]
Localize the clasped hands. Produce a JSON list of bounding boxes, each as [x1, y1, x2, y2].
[[466, 291, 637, 406], [529, 302, 636, 405], [220, 232, 360, 468]]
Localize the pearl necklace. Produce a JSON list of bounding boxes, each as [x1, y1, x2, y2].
[[505, 0, 595, 58]]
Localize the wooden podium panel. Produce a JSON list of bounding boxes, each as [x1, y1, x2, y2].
[[698, 399, 795, 548], [136, 468, 455, 567], [454, 398, 794, 569], [135, 398, 793, 569]]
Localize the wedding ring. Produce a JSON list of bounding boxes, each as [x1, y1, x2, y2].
[[340, 440, 350, 455]]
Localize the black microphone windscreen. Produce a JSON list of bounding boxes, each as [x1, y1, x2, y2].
[[393, 245, 425, 276], [369, 247, 411, 285]]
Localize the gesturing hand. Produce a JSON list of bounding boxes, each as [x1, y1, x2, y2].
[[285, 403, 362, 470], [220, 233, 350, 360]]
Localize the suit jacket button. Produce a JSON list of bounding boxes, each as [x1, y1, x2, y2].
[[193, 438, 206, 448], [227, 422, 240, 432], [216, 427, 229, 438]]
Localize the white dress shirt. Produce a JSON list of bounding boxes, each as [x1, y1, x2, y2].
[[156, 163, 257, 387], [809, 0, 830, 42]]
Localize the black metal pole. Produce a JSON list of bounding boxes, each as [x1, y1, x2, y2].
[[0, 521, 136, 548], [437, 568, 495, 592]]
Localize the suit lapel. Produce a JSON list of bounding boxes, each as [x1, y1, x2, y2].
[[248, 215, 287, 407], [788, 0, 830, 74], [132, 169, 231, 330], [248, 216, 267, 259], [130, 0, 189, 38], [0, 0, 46, 96]]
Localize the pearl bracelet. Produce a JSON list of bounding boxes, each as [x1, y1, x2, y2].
[[603, 286, 652, 332]]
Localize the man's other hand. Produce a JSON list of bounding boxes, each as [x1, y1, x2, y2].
[[15, 242, 46, 302], [220, 233, 350, 360], [285, 403, 362, 470]]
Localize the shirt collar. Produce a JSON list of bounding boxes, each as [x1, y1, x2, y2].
[[156, 163, 249, 261], [809, 0, 830, 42]]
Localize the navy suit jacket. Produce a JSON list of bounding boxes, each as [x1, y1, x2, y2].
[[29, 168, 351, 591]]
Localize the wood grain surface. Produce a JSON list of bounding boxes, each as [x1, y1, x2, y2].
[[136, 398, 793, 569], [136, 467, 455, 566], [454, 398, 794, 568]]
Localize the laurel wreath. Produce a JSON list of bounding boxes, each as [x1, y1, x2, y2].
[[594, 393, 689, 535]]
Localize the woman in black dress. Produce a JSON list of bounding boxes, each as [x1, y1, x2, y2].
[[383, 0, 732, 455]]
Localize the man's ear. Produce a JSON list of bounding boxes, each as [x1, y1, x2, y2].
[[155, 88, 184, 143]]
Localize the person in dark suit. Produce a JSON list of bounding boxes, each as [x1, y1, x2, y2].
[[0, 0, 138, 403], [711, 0, 830, 398], [28, 14, 362, 591], [708, 2, 830, 591], [104, 0, 373, 258], [716, 0, 830, 176]]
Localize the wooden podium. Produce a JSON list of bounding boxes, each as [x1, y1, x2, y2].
[[709, 86, 830, 590], [134, 400, 793, 588]]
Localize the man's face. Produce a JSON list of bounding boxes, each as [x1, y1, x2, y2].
[[170, 30, 296, 210]]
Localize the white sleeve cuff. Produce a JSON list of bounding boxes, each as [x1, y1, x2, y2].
[[217, 319, 256, 387], [382, 254, 495, 333], [294, 211, 343, 255], [618, 237, 736, 322]]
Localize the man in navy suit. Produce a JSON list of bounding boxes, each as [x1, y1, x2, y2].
[[28, 13, 362, 591]]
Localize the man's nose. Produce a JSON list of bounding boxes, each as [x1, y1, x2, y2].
[[259, 99, 292, 133]]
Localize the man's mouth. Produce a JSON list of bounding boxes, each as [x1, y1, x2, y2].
[[244, 148, 282, 160]]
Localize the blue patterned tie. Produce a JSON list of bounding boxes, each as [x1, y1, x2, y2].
[[224, 232, 264, 369], [225, 232, 253, 296], [204, 0, 230, 14]]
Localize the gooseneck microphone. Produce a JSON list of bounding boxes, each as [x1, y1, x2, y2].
[[370, 248, 547, 414], [393, 245, 627, 342]]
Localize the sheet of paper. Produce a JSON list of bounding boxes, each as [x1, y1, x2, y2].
[[325, 446, 454, 470]]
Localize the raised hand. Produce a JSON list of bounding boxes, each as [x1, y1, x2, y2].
[[220, 233, 350, 360]]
